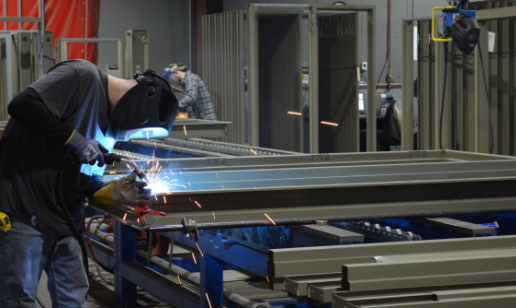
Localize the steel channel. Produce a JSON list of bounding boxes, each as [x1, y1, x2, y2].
[[401, 20, 414, 150], [284, 273, 341, 298], [269, 235, 516, 290], [342, 249, 516, 292]]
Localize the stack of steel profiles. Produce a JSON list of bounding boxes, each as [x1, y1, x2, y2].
[[332, 283, 516, 308], [98, 151, 516, 230], [104, 150, 513, 175], [267, 236, 516, 305], [167, 118, 232, 140]]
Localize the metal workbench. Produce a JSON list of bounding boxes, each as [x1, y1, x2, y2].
[[93, 150, 516, 308]]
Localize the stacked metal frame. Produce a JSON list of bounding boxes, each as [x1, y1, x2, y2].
[[202, 11, 246, 145], [404, 5, 516, 155], [309, 6, 376, 153], [257, 13, 302, 152], [317, 13, 359, 153], [245, 8, 302, 152]]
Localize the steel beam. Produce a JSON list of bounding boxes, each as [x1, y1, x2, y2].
[[332, 282, 516, 308], [412, 217, 495, 235], [284, 273, 341, 298], [268, 235, 516, 290], [342, 249, 516, 292]]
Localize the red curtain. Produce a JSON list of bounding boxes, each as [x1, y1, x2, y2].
[[0, 0, 100, 64]]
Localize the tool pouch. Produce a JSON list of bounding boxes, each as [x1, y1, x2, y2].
[[0, 212, 11, 232]]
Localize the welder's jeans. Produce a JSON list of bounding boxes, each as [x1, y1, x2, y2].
[[0, 217, 88, 308]]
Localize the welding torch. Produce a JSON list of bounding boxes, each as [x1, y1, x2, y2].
[[103, 153, 150, 184]]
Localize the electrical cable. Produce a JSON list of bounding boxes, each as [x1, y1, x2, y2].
[[439, 42, 450, 150], [86, 215, 115, 285], [452, 40, 460, 150], [478, 43, 495, 154]]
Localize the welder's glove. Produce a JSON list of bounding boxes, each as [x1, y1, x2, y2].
[[65, 130, 108, 167], [93, 172, 151, 206]]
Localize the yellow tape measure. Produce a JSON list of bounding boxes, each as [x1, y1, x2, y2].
[[0, 212, 11, 232]]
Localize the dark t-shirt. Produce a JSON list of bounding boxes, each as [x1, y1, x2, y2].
[[0, 60, 111, 235]]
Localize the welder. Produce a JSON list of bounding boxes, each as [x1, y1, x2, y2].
[[0, 59, 177, 307], [164, 63, 217, 120]]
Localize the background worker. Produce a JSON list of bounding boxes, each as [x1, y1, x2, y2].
[[0, 59, 177, 308], [164, 63, 217, 121]]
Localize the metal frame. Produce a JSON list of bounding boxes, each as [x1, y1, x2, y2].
[[309, 6, 376, 153], [96, 151, 516, 231], [246, 6, 303, 152], [55, 38, 125, 78], [269, 235, 516, 291], [202, 11, 246, 145], [167, 118, 231, 139], [404, 6, 516, 155]]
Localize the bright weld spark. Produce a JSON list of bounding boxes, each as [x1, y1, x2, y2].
[[266, 277, 270, 283], [216, 173, 219, 178], [154, 142, 157, 150], [109, 171, 116, 175], [183, 125, 187, 136], [156, 217, 159, 222], [164, 196, 167, 203], [221, 185, 224, 189], [195, 242, 204, 257], [212, 211, 216, 220], [146, 131, 150, 139], [321, 121, 339, 127], [164, 176, 169, 179], [180, 170, 182, 174], [123, 213, 127, 221], [194, 201, 202, 208], [287, 111, 302, 116], [189, 198, 193, 203], [188, 182, 191, 187], [177, 275, 181, 284], [192, 252, 197, 264], [250, 149, 257, 155], [264, 213, 276, 225], [155, 196, 158, 201], [137, 218, 140, 223], [205, 293, 212, 308]]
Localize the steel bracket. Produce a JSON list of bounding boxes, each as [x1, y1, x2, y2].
[[180, 217, 199, 242]]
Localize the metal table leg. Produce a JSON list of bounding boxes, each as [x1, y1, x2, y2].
[[114, 220, 138, 308], [200, 253, 224, 308]]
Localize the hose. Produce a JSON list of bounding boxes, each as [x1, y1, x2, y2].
[[439, 42, 450, 150], [86, 215, 115, 285], [56, 156, 90, 277], [451, 40, 459, 150]]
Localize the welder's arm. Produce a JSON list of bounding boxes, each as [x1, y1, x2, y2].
[[9, 88, 107, 166], [178, 79, 199, 112], [8, 88, 75, 144], [93, 172, 151, 206]]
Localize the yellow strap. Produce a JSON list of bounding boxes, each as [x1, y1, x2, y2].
[[63, 129, 76, 145], [93, 181, 119, 205]]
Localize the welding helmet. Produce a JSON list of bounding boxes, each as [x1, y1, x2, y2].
[[106, 69, 178, 141], [451, 17, 480, 55]]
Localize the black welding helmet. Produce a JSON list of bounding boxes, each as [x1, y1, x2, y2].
[[106, 69, 178, 141]]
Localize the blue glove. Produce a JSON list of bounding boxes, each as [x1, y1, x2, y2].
[[65, 130, 107, 167]]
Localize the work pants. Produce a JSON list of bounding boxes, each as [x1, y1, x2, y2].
[[0, 217, 88, 308]]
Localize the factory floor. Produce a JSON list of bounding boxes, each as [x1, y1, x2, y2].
[[35, 255, 287, 308], [35, 258, 176, 308]]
